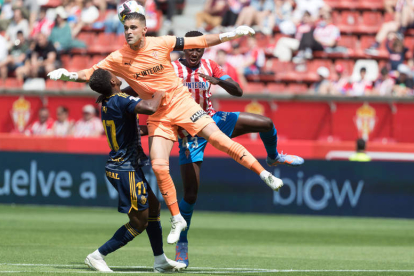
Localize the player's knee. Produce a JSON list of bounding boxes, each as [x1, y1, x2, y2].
[[151, 159, 170, 180], [129, 216, 148, 232], [184, 193, 198, 205], [261, 117, 274, 132]]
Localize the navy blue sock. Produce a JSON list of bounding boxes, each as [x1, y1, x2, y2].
[[178, 199, 195, 243], [146, 215, 164, 256], [98, 223, 141, 256], [259, 124, 278, 159]]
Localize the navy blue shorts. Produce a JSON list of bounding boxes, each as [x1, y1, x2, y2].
[[178, 111, 240, 165], [105, 167, 150, 214]]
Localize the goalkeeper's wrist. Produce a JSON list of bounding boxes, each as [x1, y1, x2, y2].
[[219, 31, 237, 42], [61, 72, 79, 81]]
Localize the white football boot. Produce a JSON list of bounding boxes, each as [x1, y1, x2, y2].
[[85, 249, 113, 272], [167, 216, 187, 244], [260, 171, 284, 191], [154, 253, 187, 273]]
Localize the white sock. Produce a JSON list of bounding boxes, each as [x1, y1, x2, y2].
[[94, 249, 105, 258], [154, 253, 167, 263], [173, 213, 183, 221], [260, 170, 271, 181]]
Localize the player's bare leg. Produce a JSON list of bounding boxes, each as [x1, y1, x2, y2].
[[149, 136, 187, 244], [197, 122, 283, 191], [175, 162, 202, 267], [85, 209, 148, 272], [231, 113, 304, 166], [147, 189, 186, 272]]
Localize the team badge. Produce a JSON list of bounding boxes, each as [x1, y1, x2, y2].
[[140, 195, 147, 205], [354, 103, 376, 140], [152, 51, 158, 58], [11, 96, 31, 133]]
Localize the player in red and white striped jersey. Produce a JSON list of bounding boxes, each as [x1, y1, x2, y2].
[[173, 31, 304, 268]]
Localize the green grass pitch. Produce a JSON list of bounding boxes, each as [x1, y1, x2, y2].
[[0, 205, 414, 276]]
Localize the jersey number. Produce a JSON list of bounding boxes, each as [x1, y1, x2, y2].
[[102, 120, 119, 151]]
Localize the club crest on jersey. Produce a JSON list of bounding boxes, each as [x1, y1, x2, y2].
[[133, 64, 164, 79], [190, 110, 207, 122], [140, 195, 147, 205], [151, 51, 158, 58]]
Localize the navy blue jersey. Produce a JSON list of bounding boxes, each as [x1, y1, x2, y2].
[[101, 93, 149, 171]]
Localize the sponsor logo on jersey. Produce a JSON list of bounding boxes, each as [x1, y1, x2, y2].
[[184, 81, 210, 90], [190, 110, 208, 122], [134, 64, 164, 79]]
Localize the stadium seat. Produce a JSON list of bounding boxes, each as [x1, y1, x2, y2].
[[45, 79, 64, 91], [360, 11, 382, 33], [78, 32, 96, 46], [88, 33, 117, 54], [3, 78, 22, 89], [244, 82, 266, 94], [67, 55, 90, 72], [60, 55, 71, 68], [307, 60, 333, 73], [90, 55, 106, 68], [360, 36, 388, 58], [287, 83, 308, 94], [357, 0, 384, 10], [66, 81, 87, 90], [267, 83, 286, 94], [335, 59, 355, 75], [43, 0, 61, 8], [339, 11, 360, 33], [384, 12, 394, 22]]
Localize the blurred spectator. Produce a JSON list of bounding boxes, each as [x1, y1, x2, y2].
[[312, 66, 333, 94], [293, 9, 340, 63], [273, 10, 312, 61], [53, 106, 74, 137], [49, 6, 86, 53], [25, 107, 54, 136], [332, 64, 351, 95], [0, 0, 14, 31], [0, 30, 29, 82], [154, 0, 175, 27], [373, 66, 395, 96], [20, 0, 40, 32], [0, 34, 8, 81], [221, 0, 249, 27], [19, 32, 61, 79], [292, 0, 327, 24], [30, 7, 55, 37], [243, 37, 266, 75], [393, 64, 414, 96], [5, 8, 29, 49], [386, 32, 408, 71], [349, 138, 371, 162], [215, 49, 241, 83], [268, 0, 295, 35], [384, 0, 398, 14], [196, 0, 228, 31], [235, 0, 274, 34], [72, 104, 104, 137], [366, 0, 414, 55], [350, 67, 373, 96]]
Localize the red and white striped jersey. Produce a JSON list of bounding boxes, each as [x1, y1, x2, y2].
[[172, 58, 228, 116]]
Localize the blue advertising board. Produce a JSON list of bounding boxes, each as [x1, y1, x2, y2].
[[0, 151, 413, 218]]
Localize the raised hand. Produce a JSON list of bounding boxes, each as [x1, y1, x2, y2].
[[47, 68, 78, 81]]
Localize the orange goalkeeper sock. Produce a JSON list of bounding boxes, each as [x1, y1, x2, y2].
[[151, 159, 179, 216], [208, 131, 265, 175]]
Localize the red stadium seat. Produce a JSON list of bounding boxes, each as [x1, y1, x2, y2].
[[360, 36, 388, 58], [244, 82, 266, 94], [45, 79, 64, 91], [334, 59, 355, 75], [339, 11, 360, 33], [44, 0, 61, 8], [89, 33, 117, 54], [307, 60, 333, 73], [360, 11, 382, 33], [77, 32, 96, 46], [357, 0, 384, 10], [287, 83, 308, 94], [67, 55, 90, 72], [267, 83, 287, 94], [384, 12, 394, 22], [60, 55, 71, 68], [3, 78, 22, 89], [66, 82, 87, 90], [90, 55, 106, 68]]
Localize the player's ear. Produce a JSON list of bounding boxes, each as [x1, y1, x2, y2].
[[110, 78, 117, 87], [142, 26, 148, 36]]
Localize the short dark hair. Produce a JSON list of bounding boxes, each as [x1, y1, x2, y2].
[[380, 66, 388, 76], [360, 67, 366, 73], [124, 12, 146, 25], [89, 69, 113, 97], [357, 138, 366, 151], [58, 106, 69, 113], [185, 31, 203, 38]]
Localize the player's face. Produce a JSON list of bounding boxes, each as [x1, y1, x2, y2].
[[109, 71, 122, 89], [184, 48, 204, 67], [124, 19, 147, 46]]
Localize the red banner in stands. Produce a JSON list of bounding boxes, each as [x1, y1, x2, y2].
[[1, 95, 414, 143]]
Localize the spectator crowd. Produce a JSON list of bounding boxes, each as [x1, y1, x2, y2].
[[0, 0, 413, 97]]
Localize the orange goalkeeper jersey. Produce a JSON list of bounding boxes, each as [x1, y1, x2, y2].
[[84, 36, 188, 105]]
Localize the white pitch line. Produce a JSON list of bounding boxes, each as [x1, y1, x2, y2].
[[1, 264, 414, 273]]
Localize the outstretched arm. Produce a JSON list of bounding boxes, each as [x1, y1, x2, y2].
[[47, 68, 91, 83], [199, 73, 243, 97], [182, 26, 255, 49], [134, 91, 165, 115]]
